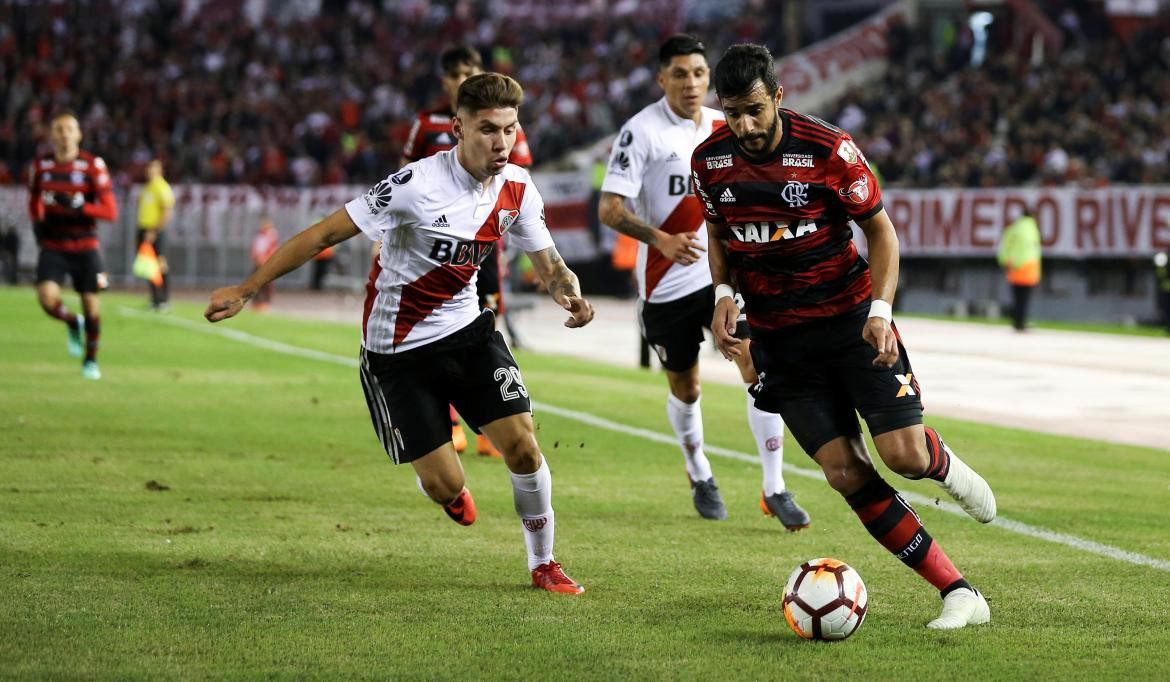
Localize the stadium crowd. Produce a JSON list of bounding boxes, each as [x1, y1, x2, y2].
[[830, 4, 1170, 188], [3, 1, 1166, 188], [0, 0, 780, 186]]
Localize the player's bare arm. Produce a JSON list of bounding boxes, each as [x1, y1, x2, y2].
[[706, 217, 741, 359], [205, 208, 360, 322], [598, 191, 704, 265], [857, 208, 901, 368], [528, 245, 594, 328]]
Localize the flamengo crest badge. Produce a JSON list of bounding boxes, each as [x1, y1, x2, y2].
[[498, 209, 520, 232], [781, 181, 809, 207]]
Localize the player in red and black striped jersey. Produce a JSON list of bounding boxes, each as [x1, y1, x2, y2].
[[27, 112, 118, 380], [693, 44, 996, 630], [403, 45, 534, 457]]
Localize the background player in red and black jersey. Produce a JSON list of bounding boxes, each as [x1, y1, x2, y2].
[[692, 44, 997, 630], [27, 112, 118, 380], [403, 45, 534, 457]]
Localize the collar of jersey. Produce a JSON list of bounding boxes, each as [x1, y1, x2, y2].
[[658, 97, 707, 129], [445, 148, 496, 193]]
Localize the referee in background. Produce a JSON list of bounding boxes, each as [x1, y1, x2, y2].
[[137, 159, 175, 310]]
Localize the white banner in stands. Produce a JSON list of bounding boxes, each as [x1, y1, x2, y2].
[[884, 186, 1170, 256]]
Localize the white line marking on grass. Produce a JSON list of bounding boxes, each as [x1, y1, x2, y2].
[[123, 306, 1170, 573]]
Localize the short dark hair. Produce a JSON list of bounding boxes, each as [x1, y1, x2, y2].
[[659, 34, 705, 67], [456, 72, 524, 114], [714, 43, 778, 98], [440, 45, 483, 76]]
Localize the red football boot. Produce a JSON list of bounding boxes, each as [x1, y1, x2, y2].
[[443, 488, 476, 526], [531, 560, 584, 594]]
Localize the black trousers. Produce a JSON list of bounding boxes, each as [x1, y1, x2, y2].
[[1011, 284, 1034, 331]]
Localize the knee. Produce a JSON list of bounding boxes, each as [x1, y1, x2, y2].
[[38, 297, 57, 314], [671, 383, 701, 404], [823, 466, 870, 496], [500, 432, 542, 472], [883, 445, 929, 479], [418, 470, 464, 505]]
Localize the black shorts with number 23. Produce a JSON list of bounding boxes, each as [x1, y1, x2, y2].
[[359, 311, 531, 463]]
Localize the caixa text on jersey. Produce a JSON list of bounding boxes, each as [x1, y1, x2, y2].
[[729, 220, 819, 243]]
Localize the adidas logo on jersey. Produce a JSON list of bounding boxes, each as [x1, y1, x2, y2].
[[720, 187, 736, 203], [432, 214, 450, 228], [666, 151, 681, 162], [729, 220, 819, 243]]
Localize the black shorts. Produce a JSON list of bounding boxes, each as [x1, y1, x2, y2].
[[749, 303, 923, 456], [638, 285, 714, 372], [36, 249, 104, 294], [359, 311, 531, 464], [136, 228, 166, 254]]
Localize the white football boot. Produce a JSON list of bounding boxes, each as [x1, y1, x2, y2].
[[937, 444, 997, 523], [927, 588, 991, 630]]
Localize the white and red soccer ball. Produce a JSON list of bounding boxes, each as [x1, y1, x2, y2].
[[782, 558, 868, 641]]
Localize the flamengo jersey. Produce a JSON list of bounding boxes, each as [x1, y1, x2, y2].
[[690, 108, 884, 330], [345, 150, 553, 353], [602, 98, 725, 303], [403, 107, 533, 167], [27, 151, 117, 252]]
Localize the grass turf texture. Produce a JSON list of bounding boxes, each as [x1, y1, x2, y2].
[[2, 288, 1169, 680]]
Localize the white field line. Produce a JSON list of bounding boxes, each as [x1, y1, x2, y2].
[[120, 306, 1170, 573]]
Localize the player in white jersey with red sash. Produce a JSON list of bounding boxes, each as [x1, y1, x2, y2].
[[206, 74, 593, 594], [599, 35, 810, 529]]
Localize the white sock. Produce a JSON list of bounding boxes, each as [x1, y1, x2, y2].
[[666, 392, 713, 482], [746, 383, 786, 496], [511, 456, 555, 571]]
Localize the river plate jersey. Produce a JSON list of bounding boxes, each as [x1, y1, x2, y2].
[[345, 150, 554, 353], [601, 98, 725, 303], [690, 108, 883, 330]]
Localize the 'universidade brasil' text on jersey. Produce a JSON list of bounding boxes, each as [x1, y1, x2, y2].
[[345, 150, 553, 353], [690, 109, 883, 330], [601, 98, 725, 303]]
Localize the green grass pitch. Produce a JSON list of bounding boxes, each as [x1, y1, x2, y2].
[[2, 288, 1168, 680]]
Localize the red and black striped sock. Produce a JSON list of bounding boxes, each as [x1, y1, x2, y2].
[[846, 473, 971, 597], [44, 301, 80, 330], [918, 426, 952, 482], [84, 316, 100, 362]]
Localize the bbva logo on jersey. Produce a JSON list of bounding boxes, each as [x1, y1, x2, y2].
[[429, 239, 495, 267], [729, 220, 819, 243]]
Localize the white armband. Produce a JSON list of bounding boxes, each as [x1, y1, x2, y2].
[[868, 299, 892, 322], [715, 284, 736, 303]]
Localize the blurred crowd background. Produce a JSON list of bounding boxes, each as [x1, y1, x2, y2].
[[4, 0, 1166, 188]]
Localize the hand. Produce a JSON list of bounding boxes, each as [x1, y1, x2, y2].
[[54, 191, 85, 211], [654, 231, 706, 265], [711, 296, 741, 360], [205, 285, 251, 323], [862, 317, 899, 368], [558, 294, 594, 328]]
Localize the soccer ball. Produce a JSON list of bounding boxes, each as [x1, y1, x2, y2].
[[782, 558, 868, 641]]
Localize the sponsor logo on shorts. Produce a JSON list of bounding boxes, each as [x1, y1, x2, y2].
[[523, 517, 547, 532], [895, 373, 916, 397]]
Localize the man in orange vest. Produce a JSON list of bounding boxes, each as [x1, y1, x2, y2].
[[997, 208, 1041, 331]]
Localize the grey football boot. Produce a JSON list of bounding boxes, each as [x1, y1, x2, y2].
[[692, 478, 728, 520], [762, 491, 811, 531]]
